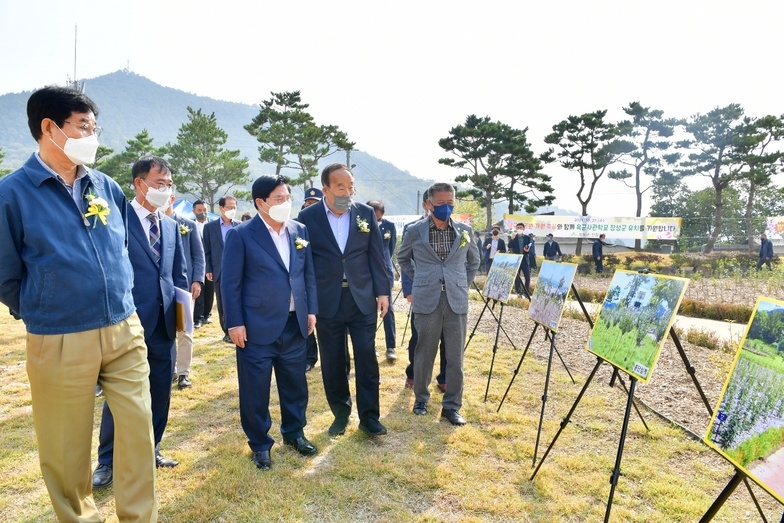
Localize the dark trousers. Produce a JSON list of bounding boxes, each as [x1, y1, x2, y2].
[[194, 278, 215, 321], [405, 311, 446, 384], [316, 288, 380, 423], [98, 306, 174, 464], [383, 302, 396, 349], [595, 258, 603, 273], [306, 332, 318, 366], [514, 260, 531, 295], [236, 313, 308, 452], [485, 257, 494, 273], [215, 276, 227, 334]]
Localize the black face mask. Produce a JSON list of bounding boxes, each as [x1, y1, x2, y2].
[[492, 231, 499, 237]]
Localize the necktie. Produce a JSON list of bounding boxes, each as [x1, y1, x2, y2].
[[147, 213, 161, 264]]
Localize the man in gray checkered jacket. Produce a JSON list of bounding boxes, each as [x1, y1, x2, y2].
[[397, 182, 480, 426]]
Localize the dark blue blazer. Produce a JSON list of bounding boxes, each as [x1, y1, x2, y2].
[[203, 217, 240, 280], [592, 239, 603, 259], [221, 216, 318, 345], [172, 213, 205, 287], [297, 202, 391, 318], [127, 204, 189, 341], [760, 239, 774, 260]]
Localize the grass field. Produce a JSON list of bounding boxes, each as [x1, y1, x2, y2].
[[1, 301, 782, 522]]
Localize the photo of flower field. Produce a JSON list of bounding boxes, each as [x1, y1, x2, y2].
[[586, 270, 688, 383], [482, 254, 523, 303], [528, 261, 577, 332], [705, 296, 784, 504]]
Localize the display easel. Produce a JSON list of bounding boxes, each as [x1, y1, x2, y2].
[[529, 356, 638, 523], [466, 281, 519, 352], [529, 324, 771, 522]]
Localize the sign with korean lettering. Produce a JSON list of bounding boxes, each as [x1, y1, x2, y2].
[[502, 215, 681, 240]]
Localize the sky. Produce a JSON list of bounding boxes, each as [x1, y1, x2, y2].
[[1, 0, 782, 215]]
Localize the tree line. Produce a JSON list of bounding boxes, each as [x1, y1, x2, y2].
[[439, 103, 784, 255], [0, 96, 781, 254]]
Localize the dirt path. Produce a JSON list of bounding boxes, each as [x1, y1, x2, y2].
[[747, 446, 784, 500]]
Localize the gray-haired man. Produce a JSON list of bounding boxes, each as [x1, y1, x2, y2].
[[397, 183, 480, 425]]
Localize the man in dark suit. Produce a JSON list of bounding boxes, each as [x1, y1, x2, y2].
[[192, 199, 213, 328], [165, 192, 205, 389], [542, 233, 562, 260], [203, 195, 240, 342], [297, 163, 391, 438], [510, 222, 531, 296], [94, 156, 188, 488], [593, 233, 605, 273], [482, 226, 506, 273], [367, 199, 398, 363], [757, 233, 774, 270], [301, 188, 323, 372], [222, 175, 319, 471]]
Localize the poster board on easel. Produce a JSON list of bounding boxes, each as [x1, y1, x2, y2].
[[586, 270, 689, 383], [483, 254, 523, 304], [704, 296, 784, 504], [528, 260, 578, 333]]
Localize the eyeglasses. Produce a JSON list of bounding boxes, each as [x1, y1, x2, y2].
[[266, 195, 292, 204], [143, 180, 175, 191], [64, 120, 103, 137]]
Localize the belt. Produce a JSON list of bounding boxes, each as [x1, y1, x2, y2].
[[441, 282, 446, 292], [289, 311, 297, 316], [342, 280, 349, 288]]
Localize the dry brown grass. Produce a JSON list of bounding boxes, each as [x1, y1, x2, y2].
[[0, 294, 782, 522]]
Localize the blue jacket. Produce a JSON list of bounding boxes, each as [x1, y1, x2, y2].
[[0, 154, 136, 335], [221, 216, 318, 345], [760, 239, 774, 260], [172, 213, 205, 288]]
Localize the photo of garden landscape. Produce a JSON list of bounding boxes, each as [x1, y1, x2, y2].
[[706, 297, 784, 503], [587, 271, 689, 382], [527, 261, 577, 332], [482, 254, 522, 303]]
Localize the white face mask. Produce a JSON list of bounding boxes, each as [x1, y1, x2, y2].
[[223, 208, 237, 220], [267, 200, 292, 223], [51, 125, 100, 165], [142, 181, 172, 210]]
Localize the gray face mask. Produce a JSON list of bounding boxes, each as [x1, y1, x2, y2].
[[194, 212, 207, 221], [332, 195, 353, 212]]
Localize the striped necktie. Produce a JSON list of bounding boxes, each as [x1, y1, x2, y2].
[[147, 213, 161, 264]]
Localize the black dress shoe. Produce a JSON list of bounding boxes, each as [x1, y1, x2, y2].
[[283, 436, 318, 456], [194, 320, 203, 329], [358, 418, 388, 437], [155, 453, 179, 468], [92, 463, 112, 488], [177, 375, 192, 389], [328, 417, 348, 437], [222, 334, 233, 343], [252, 450, 271, 470], [441, 408, 466, 426], [413, 401, 428, 415]]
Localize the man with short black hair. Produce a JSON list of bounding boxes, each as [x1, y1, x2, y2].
[[543, 233, 562, 261], [165, 191, 205, 388], [593, 234, 606, 273], [757, 233, 774, 270], [223, 175, 319, 470], [483, 226, 506, 272], [204, 195, 240, 342], [0, 85, 158, 522], [192, 199, 213, 328], [367, 199, 398, 363], [94, 155, 189, 488]]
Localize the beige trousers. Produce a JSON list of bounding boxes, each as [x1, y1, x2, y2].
[[26, 314, 158, 522]]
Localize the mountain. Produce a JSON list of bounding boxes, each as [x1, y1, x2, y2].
[[0, 70, 431, 214]]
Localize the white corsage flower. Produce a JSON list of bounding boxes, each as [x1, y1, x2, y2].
[[383, 230, 391, 240], [357, 217, 370, 233], [294, 237, 309, 250], [460, 230, 470, 248], [179, 224, 192, 235], [84, 191, 110, 228]]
